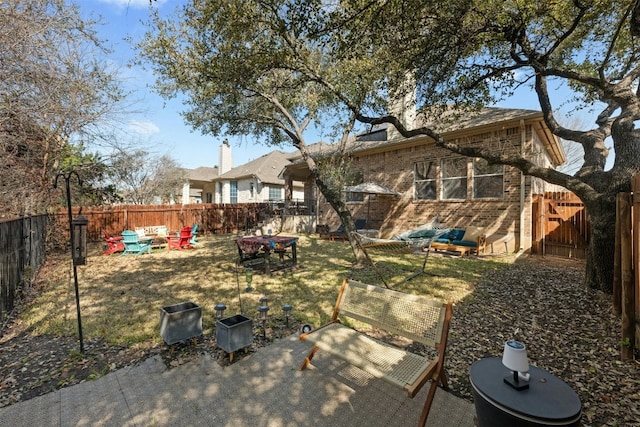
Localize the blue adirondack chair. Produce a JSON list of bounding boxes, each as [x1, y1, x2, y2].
[[190, 224, 198, 246], [121, 230, 152, 255]]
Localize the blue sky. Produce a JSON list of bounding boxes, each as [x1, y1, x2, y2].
[[82, 0, 607, 171], [81, 0, 278, 170]]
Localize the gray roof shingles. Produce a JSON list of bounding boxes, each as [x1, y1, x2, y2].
[[217, 150, 293, 184]]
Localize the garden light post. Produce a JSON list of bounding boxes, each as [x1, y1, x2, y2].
[[214, 303, 227, 320], [54, 171, 86, 354], [258, 296, 270, 338], [282, 304, 292, 327]]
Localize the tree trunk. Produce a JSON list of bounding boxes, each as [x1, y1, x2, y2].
[[311, 174, 368, 266], [583, 198, 617, 292]]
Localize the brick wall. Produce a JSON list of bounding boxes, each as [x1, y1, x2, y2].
[[317, 125, 539, 253]]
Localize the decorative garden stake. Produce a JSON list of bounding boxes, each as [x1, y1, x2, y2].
[[54, 171, 86, 353], [245, 267, 253, 292]]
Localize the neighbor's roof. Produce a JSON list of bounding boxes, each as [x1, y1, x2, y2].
[[187, 166, 218, 182], [216, 150, 292, 184]]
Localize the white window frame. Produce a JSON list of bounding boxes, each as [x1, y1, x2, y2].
[[473, 158, 504, 199], [413, 161, 437, 200], [230, 181, 238, 203], [441, 158, 468, 200], [268, 186, 283, 201]]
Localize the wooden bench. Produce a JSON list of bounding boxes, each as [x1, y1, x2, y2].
[[135, 225, 167, 238], [299, 279, 453, 427], [431, 234, 487, 256], [431, 227, 487, 256], [135, 226, 168, 248]]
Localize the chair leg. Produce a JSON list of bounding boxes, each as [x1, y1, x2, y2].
[[439, 369, 449, 388], [299, 345, 319, 371], [417, 379, 439, 427]]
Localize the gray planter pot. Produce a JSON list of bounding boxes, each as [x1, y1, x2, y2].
[[216, 314, 253, 359], [160, 301, 203, 345]]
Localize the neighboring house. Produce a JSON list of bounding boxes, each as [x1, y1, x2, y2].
[[182, 166, 219, 203], [214, 150, 305, 204], [181, 139, 306, 209], [180, 140, 232, 204], [282, 107, 567, 253]]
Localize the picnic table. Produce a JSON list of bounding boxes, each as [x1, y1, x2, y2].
[[236, 235, 298, 274]]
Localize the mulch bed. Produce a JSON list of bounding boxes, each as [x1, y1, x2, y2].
[[1, 255, 639, 426], [443, 256, 640, 427]]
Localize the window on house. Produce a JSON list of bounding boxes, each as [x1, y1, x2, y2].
[[269, 186, 283, 201], [230, 181, 238, 203], [346, 170, 364, 202], [473, 158, 504, 199], [414, 161, 437, 200], [205, 192, 212, 203], [441, 158, 467, 200]]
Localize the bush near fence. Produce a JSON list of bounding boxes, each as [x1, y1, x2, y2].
[[0, 215, 47, 325]]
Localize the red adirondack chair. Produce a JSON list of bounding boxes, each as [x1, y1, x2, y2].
[[102, 230, 125, 255], [166, 226, 194, 251]]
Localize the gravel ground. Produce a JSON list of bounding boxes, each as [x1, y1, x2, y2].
[[1, 255, 639, 426]]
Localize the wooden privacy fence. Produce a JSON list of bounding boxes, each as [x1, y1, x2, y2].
[[532, 192, 590, 259], [0, 215, 48, 325], [615, 173, 640, 360], [52, 203, 272, 242]]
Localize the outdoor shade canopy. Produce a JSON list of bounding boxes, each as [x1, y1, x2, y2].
[[344, 182, 400, 196], [344, 182, 400, 225]]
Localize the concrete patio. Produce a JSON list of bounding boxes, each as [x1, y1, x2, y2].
[[0, 335, 476, 426]]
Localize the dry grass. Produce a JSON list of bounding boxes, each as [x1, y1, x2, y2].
[[7, 234, 638, 426], [19, 234, 513, 347]]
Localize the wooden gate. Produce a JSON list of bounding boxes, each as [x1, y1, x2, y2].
[[615, 173, 640, 359], [532, 192, 590, 259]]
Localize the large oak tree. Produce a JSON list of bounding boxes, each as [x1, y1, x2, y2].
[[139, 0, 639, 291], [137, 1, 372, 261], [309, 0, 639, 293]]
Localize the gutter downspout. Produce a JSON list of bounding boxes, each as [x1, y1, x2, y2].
[[519, 120, 526, 252]]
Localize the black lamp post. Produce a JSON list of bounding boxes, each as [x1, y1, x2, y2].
[[54, 171, 86, 353]]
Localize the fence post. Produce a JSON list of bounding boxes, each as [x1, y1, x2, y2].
[[619, 192, 634, 361], [633, 173, 640, 353], [532, 195, 544, 255]]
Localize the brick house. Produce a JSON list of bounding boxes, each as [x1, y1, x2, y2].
[[283, 107, 566, 253]]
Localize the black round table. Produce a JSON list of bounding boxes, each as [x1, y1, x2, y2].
[[470, 358, 582, 427]]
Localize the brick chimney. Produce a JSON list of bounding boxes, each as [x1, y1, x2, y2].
[[386, 73, 416, 140]]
